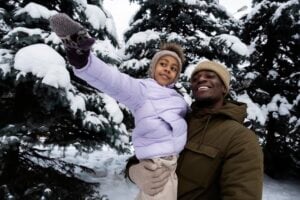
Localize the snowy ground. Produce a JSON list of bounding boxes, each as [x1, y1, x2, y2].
[[36, 145, 300, 200], [263, 175, 300, 200]]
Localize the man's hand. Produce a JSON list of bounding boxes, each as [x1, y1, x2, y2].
[[129, 159, 170, 196]]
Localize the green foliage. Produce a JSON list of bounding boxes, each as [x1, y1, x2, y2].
[[0, 0, 131, 198], [239, 0, 300, 178], [123, 0, 245, 79], [0, 135, 101, 199]]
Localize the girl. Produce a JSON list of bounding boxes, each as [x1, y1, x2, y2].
[[50, 13, 188, 200]]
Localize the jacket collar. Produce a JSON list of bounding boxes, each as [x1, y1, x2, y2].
[[190, 100, 247, 124]]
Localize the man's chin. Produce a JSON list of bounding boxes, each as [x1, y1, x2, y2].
[[195, 97, 216, 106]]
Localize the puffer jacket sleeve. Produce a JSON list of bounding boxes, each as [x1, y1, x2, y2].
[[73, 53, 145, 111], [220, 127, 264, 200]]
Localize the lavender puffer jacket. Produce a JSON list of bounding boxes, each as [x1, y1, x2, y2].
[[73, 54, 188, 159]]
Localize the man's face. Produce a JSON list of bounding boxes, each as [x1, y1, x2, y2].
[[191, 70, 226, 104]]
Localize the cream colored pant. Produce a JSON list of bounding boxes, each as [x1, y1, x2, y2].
[[136, 156, 178, 200]]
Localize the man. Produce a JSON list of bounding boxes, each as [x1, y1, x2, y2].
[[127, 60, 264, 200]]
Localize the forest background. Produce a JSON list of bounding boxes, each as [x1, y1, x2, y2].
[[0, 0, 299, 199]]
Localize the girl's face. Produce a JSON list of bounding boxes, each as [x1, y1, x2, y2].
[[154, 55, 179, 86]]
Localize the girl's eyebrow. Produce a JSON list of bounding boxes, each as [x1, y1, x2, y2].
[[159, 58, 179, 67], [159, 58, 168, 62]]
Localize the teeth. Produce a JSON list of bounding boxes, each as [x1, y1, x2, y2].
[[198, 86, 209, 90]]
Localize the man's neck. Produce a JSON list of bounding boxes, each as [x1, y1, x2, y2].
[[194, 99, 224, 114]]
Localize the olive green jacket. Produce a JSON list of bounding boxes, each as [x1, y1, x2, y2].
[[177, 100, 263, 200]]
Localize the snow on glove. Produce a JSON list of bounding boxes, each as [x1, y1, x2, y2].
[[49, 13, 95, 68]]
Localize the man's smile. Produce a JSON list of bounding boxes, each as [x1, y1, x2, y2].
[[198, 86, 210, 91]]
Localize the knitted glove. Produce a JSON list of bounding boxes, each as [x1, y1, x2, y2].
[[49, 13, 95, 68]]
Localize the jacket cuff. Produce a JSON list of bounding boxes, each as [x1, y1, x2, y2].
[[66, 48, 90, 68]]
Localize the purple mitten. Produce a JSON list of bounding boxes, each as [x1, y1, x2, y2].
[[49, 13, 95, 68]]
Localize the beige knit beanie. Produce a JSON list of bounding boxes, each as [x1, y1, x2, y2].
[[191, 60, 231, 94]]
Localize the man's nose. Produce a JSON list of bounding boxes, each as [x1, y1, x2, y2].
[[196, 76, 207, 84], [199, 75, 208, 81]]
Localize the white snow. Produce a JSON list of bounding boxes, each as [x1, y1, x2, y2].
[[120, 58, 149, 71], [93, 39, 121, 61], [195, 30, 211, 46], [292, 33, 299, 40], [83, 111, 108, 130], [184, 62, 199, 78], [244, 71, 259, 79], [263, 175, 300, 200], [237, 93, 267, 125], [30, 144, 300, 200], [126, 30, 160, 47], [271, 0, 298, 23], [0, 9, 10, 32], [0, 49, 13, 75], [67, 92, 87, 115], [219, 0, 252, 19], [105, 17, 119, 41], [180, 0, 199, 5], [45, 32, 62, 45], [85, 4, 107, 30], [74, 0, 88, 7], [13, 44, 89, 116], [245, 0, 265, 21], [167, 32, 186, 43], [103, 0, 140, 43], [267, 69, 279, 80], [0, 62, 10, 75], [182, 0, 207, 6], [267, 94, 292, 116], [101, 93, 124, 124], [14, 2, 57, 19], [214, 34, 250, 56], [4, 27, 47, 39], [278, 101, 292, 117], [14, 44, 70, 89], [295, 94, 300, 105]]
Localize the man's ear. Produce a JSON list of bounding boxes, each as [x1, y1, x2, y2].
[[222, 85, 227, 96]]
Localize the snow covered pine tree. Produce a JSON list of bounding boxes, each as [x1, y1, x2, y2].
[[239, 0, 300, 179], [0, 0, 131, 199]]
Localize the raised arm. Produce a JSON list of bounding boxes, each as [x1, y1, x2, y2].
[[73, 53, 145, 110], [49, 13, 144, 110]]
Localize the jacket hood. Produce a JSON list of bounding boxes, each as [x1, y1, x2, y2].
[[191, 100, 247, 124], [217, 100, 247, 123]]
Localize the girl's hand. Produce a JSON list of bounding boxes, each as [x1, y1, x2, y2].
[[49, 13, 95, 67]]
